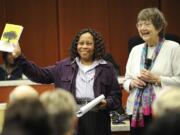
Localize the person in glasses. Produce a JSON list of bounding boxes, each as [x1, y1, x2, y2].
[[11, 28, 122, 135], [123, 7, 180, 135]]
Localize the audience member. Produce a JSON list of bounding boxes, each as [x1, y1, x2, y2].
[[0, 52, 23, 80], [1, 123, 32, 135], [9, 85, 39, 103], [145, 110, 180, 135], [2, 98, 51, 135], [152, 86, 180, 118], [144, 87, 180, 135], [40, 89, 77, 135]]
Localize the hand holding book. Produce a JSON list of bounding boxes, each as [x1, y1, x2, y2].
[[10, 43, 21, 59]]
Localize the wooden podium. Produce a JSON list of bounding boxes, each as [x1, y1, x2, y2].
[[0, 80, 54, 102]]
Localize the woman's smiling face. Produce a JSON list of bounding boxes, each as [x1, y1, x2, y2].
[[137, 20, 160, 44], [77, 32, 95, 63]]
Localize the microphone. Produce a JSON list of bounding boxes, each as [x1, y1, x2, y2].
[[144, 58, 152, 70], [139, 59, 152, 89]]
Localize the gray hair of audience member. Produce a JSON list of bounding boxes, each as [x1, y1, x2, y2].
[[152, 86, 180, 118], [40, 89, 77, 135], [2, 98, 51, 135], [9, 85, 39, 103]]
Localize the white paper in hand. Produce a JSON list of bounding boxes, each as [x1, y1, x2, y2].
[[76, 94, 105, 117], [0, 40, 14, 52]]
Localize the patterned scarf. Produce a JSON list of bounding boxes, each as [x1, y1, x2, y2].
[[131, 38, 164, 127]]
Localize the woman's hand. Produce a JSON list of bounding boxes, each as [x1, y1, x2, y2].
[[130, 76, 147, 89], [139, 69, 161, 85], [12, 43, 22, 59], [98, 99, 107, 109]]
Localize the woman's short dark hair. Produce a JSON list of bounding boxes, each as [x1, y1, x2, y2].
[[137, 7, 168, 38], [70, 28, 105, 60], [2, 52, 8, 64], [3, 99, 51, 135], [2, 52, 15, 66]]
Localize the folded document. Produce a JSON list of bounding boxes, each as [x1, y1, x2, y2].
[[76, 94, 105, 117]]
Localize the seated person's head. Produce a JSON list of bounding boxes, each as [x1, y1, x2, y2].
[[0, 52, 23, 80], [2, 52, 15, 66], [9, 85, 39, 103], [145, 110, 180, 135], [152, 86, 180, 118], [2, 98, 51, 135], [40, 89, 77, 135], [1, 124, 30, 135]]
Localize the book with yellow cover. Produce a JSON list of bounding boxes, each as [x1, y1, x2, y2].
[[0, 23, 23, 52]]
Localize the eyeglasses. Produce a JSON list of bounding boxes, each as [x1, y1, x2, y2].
[[136, 21, 152, 28], [77, 41, 94, 46]]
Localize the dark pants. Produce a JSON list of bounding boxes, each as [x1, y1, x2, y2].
[[129, 115, 152, 135], [77, 110, 111, 135]]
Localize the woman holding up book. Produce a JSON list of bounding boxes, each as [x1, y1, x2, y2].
[[12, 28, 122, 135]]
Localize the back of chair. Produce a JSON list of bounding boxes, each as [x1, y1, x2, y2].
[[128, 36, 144, 54], [165, 33, 180, 44]]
